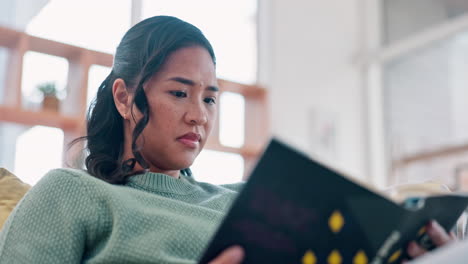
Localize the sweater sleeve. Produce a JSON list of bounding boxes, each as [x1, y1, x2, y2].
[[0, 169, 96, 264]]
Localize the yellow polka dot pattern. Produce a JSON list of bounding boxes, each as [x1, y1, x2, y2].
[[301, 210, 369, 264]]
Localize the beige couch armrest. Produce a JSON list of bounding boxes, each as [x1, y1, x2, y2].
[[0, 168, 31, 229]]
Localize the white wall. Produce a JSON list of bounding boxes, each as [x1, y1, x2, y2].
[[258, 0, 368, 180]]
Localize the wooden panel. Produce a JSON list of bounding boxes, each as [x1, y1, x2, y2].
[[88, 50, 113, 67], [0, 27, 21, 48], [0, 106, 82, 131], [62, 51, 92, 117], [204, 140, 259, 157], [28, 34, 84, 60], [218, 79, 266, 97], [4, 35, 28, 107], [393, 143, 468, 168]]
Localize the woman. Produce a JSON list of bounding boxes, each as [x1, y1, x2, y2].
[[0, 16, 454, 263], [0, 15, 243, 264]]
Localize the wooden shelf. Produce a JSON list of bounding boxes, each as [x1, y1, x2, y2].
[[393, 143, 468, 168], [218, 79, 266, 97], [204, 140, 262, 158], [0, 106, 83, 131], [0, 27, 21, 48], [0, 106, 263, 156]]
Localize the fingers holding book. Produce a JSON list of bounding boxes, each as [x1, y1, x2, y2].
[[426, 220, 457, 246], [407, 220, 457, 259], [208, 246, 245, 264]]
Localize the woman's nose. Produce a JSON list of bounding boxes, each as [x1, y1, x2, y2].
[[185, 102, 208, 125]]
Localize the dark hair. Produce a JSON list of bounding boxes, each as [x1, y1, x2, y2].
[[71, 16, 216, 184]]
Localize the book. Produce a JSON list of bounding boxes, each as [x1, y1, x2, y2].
[[199, 138, 468, 264]]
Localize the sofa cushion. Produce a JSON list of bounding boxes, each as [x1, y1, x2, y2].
[[0, 168, 31, 229]]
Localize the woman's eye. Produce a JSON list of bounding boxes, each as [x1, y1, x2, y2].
[[170, 91, 187, 98], [204, 97, 216, 105]]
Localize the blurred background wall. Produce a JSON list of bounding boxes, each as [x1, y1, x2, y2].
[[259, 0, 468, 189]]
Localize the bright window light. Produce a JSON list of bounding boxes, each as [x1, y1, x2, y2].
[[26, 0, 131, 54], [0, 47, 8, 104], [21, 51, 68, 110], [14, 126, 64, 185], [220, 92, 245, 148], [87, 65, 111, 109], [142, 0, 257, 84], [191, 150, 244, 184]]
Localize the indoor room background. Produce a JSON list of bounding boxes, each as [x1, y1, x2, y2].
[[1, 0, 468, 191]]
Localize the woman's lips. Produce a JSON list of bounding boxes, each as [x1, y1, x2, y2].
[[177, 138, 199, 148], [177, 133, 201, 149]]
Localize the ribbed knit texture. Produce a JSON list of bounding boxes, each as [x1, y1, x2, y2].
[[0, 168, 243, 263]]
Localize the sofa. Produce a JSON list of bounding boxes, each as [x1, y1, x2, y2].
[[0, 168, 31, 229]]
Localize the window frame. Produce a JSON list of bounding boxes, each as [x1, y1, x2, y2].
[[361, 0, 468, 187]]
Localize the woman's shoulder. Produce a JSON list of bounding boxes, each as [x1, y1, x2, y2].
[[44, 167, 91, 177], [40, 168, 104, 184], [31, 168, 106, 198]]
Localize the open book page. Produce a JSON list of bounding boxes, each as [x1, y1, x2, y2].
[[384, 182, 452, 203]]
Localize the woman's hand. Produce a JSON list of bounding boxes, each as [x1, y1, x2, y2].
[[407, 220, 457, 259], [208, 246, 244, 264]]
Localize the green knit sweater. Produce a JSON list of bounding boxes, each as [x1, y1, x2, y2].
[[0, 168, 243, 263]]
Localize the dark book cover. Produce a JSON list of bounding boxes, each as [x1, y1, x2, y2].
[[199, 138, 468, 264]]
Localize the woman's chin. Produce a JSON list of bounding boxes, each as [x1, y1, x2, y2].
[[173, 158, 196, 170]]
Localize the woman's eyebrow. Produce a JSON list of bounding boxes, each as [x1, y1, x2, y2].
[[168, 76, 219, 92]]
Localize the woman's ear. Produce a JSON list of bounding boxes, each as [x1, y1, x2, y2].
[[112, 78, 131, 120]]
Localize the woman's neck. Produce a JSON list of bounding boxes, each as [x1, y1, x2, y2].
[[131, 161, 180, 179]]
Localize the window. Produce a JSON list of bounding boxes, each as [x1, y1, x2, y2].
[[14, 125, 64, 185], [87, 65, 111, 109], [368, 0, 468, 186], [220, 92, 245, 148], [0, 122, 25, 173], [191, 150, 244, 184], [385, 32, 468, 156], [0, 47, 8, 104], [21, 51, 68, 111], [26, 0, 131, 53]]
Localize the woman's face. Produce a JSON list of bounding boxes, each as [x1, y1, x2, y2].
[[135, 46, 218, 173]]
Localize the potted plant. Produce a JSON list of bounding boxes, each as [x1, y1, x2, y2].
[[37, 82, 60, 112]]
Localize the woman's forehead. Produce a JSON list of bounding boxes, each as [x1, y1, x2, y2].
[[151, 47, 216, 82]]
